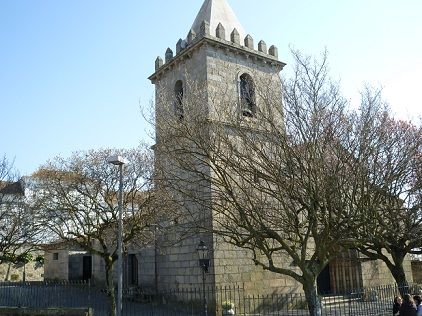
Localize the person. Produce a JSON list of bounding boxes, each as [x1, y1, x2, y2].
[[400, 294, 417, 316], [394, 296, 403, 315], [413, 295, 422, 316]]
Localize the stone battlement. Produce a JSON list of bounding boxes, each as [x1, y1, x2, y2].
[[154, 20, 279, 71]]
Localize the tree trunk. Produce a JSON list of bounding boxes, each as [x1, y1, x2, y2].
[[303, 281, 322, 316], [22, 263, 26, 282], [390, 263, 410, 297], [4, 263, 11, 281], [391, 264, 408, 286], [105, 259, 116, 316], [389, 250, 409, 295]]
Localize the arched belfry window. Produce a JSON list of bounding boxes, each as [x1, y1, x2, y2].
[[174, 80, 184, 120], [239, 73, 256, 117]]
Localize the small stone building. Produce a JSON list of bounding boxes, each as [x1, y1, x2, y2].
[[43, 240, 155, 289], [43, 237, 160, 292]]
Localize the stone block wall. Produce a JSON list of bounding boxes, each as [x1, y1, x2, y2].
[[156, 232, 214, 291], [153, 45, 208, 141], [43, 250, 69, 281], [90, 252, 105, 286], [212, 236, 301, 294], [204, 41, 291, 295], [138, 247, 156, 288], [152, 35, 287, 295], [0, 258, 44, 282], [205, 44, 283, 126], [360, 255, 413, 287], [411, 261, 422, 284], [152, 43, 211, 291]]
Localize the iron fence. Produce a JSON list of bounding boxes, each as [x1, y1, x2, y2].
[[0, 281, 420, 315]]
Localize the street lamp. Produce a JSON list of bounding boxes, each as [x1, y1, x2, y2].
[[107, 155, 125, 316], [197, 240, 210, 316]]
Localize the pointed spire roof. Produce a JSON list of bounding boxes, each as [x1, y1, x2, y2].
[[190, 0, 246, 41]]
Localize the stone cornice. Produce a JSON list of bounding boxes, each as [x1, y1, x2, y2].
[[149, 35, 286, 83]]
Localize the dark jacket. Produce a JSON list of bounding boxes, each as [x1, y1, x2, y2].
[[400, 301, 417, 316], [394, 302, 401, 315]]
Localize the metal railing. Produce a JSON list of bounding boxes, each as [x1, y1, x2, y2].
[[0, 281, 420, 315]]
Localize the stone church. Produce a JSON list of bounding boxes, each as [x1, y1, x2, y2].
[[147, 0, 413, 295]]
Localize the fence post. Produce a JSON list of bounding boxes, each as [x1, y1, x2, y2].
[[88, 279, 91, 312]]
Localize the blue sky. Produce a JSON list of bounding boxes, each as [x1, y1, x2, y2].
[[1, 0, 421, 176]]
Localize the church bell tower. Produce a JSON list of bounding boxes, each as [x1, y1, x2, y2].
[[149, 0, 288, 293]]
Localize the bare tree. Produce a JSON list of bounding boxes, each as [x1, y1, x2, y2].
[[0, 155, 16, 184], [351, 87, 422, 288], [31, 145, 171, 316], [0, 155, 43, 280], [153, 50, 364, 316], [0, 155, 20, 260]]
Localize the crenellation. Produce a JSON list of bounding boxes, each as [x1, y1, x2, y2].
[[187, 29, 196, 44], [258, 40, 267, 53], [153, 19, 281, 73], [155, 56, 163, 70], [269, 45, 278, 59], [244, 34, 254, 49], [165, 47, 174, 63], [230, 28, 240, 45], [200, 20, 210, 37], [216, 23, 226, 40], [176, 39, 183, 54]]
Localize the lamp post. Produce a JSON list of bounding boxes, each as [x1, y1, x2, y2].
[[197, 240, 210, 316], [107, 155, 125, 316]]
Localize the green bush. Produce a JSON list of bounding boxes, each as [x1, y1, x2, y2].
[[16, 252, 33, 264], [222, 300, 234, 309], [34, 254, 45, 269], [34, 254, 44, 265], [1, 252, 16, 263]]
